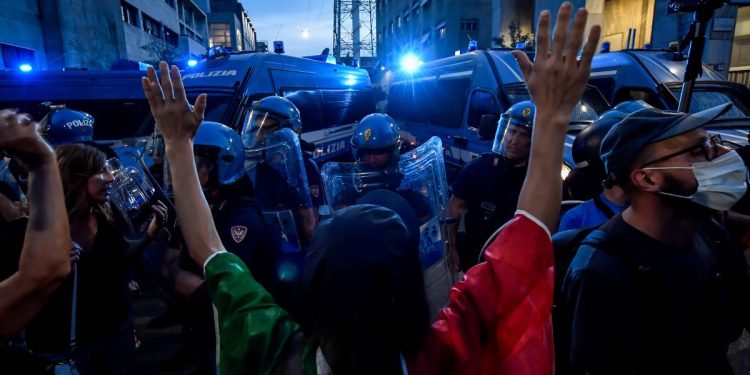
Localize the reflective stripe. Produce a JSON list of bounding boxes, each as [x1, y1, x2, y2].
[[589, 70, 618, 78]]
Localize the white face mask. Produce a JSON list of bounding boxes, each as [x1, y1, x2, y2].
[[642, 150, 748, 211]]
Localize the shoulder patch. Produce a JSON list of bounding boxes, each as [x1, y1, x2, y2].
[[231, 225, 248, 243]]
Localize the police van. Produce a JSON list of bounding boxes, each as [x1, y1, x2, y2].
[[181, 50, 375, 162], [386, 49, 611, 176], [589, 49, 750, 144], [0, 69, 152, 143]]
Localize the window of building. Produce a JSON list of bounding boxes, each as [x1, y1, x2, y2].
[[142, 14, 162, 38], [121, 1, 138, 27], [461, 18, 479, 32], [0, 43, 35, 70], [234, 29, 243, 51], [164, 27, 178, 46], [437, 23, 446, 38], [209, 23, 232, 48], [164, 0, 175, 7]]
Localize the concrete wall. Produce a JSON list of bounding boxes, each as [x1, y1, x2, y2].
[[56, 0, 127, 70], [0, 2, 48, 69]]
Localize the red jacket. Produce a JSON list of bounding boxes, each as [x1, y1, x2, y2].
[[408, 211, 555, 374]]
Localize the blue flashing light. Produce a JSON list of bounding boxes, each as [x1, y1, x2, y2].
[[400, 54, 423, 73], [468, 39, 478, 52], [187, 59, 198, 67], [19, 64, 32, 72], [515, 42, 526, 49], [601, 41, 611, 53]]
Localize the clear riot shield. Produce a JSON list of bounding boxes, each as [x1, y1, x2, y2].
[[321, 136, 454, 317], [106, 152, 157, 240], [245, 128, 312, 252]]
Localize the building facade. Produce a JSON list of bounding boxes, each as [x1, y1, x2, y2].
[[376, 0, 495, 69], [492, 0, 740, 80], [0, 0, 208, 70], [199, 0, 257, 52]]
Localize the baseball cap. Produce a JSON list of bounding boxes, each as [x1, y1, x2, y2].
[[600, 102, 732, 184]]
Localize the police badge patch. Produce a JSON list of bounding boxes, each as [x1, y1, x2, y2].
[[364, 128, 372, 142], [522, 107, 532, 117], [231, 226, 248, 243]]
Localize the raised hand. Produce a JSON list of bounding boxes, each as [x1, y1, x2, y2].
[[512, 3, 601, 127], [513, 2, 601, 231], [0, 109, 54, 170], [141, 61, 207, 145]]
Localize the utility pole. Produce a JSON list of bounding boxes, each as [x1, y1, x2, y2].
[[333, 0, 376, 67]]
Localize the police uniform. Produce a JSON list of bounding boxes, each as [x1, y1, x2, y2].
[[453, 153, 527, 269]]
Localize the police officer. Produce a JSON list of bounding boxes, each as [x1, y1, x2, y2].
[[243, 96, 322, 237], [350, 113, 433, 221], [448, 101, 534, 271], [166, 121, 282, 373], [41, 105, 95, 146], [558, 101, 651, 232]]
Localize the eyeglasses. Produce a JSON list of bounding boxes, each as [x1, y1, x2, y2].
[[640, 134, 722, 168]]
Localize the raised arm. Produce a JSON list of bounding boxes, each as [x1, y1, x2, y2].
[[513, 4, 601, 230], [141, 62, 217, 266], [0, 110, 71, 339]]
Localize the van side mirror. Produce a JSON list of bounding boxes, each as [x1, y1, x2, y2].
[[478, 114, 500, 141]]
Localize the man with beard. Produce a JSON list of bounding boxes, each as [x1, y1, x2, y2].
[[561, 104, 750, 374]]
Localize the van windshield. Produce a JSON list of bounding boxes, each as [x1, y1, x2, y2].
[[0, 98, 153, 140], [185, 91, 234, 124], [666, 82, 750, 119], [505, 84, 610, 122]]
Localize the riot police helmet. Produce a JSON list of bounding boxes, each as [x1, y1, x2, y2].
[[242, 96, 302, 148], [42, 105, 94, 146], [492, 101, 535, 159], [194, 121, 246, 186], [572, 100, 653, 170], [351, 113, 401, 167]]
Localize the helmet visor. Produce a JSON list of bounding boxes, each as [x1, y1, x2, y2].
[[241, 110, 283, 148], [492, 117, 531, 158]]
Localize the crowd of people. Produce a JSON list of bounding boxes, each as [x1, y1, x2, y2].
[[1, 3, 749, 374]]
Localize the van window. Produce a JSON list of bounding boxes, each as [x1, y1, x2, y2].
[[589, 77, 615, 101], [467, 90, 500, 129], [612, 87, 661, 108], [320, 89, 375, 125], [388, 82, 430, 122], [282, 89, 325, 131], [429, 78, 470, 128]]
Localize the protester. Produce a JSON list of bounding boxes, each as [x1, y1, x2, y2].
[[557, 101, 652, 232], [449, 101, 535, 271], [561, 104, 750, 374], [0, 142, 168, 374], [0, 109, 71, 340], [142, 2, 599, 373], [165, 121, 283, 373]]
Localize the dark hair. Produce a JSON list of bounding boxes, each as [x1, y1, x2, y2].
[[301, 205, 429, 374]]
